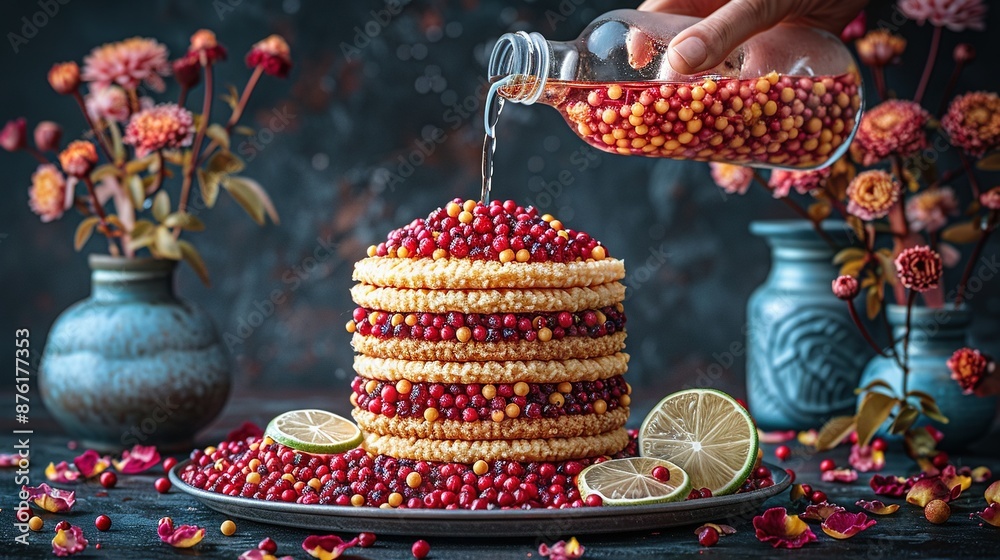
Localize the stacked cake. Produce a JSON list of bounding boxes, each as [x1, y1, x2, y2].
[[347, 198, 630, 464]]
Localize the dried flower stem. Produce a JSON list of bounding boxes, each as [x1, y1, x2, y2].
[[954, 216, 995, 306], [754, 172, 839, 250], [914, 26, 942, 105], [937, 61, 967, 117], [959, 153, 981, 198], [126, 88, 140, 114], [71, 91, 115, 163], [901, 289, 916, 395], [177, 60, 214, 218], [847, 301, 888, 357], [26, 146, 48, 164], [81, 174, 120, 256], [178, 86, 189, 108], [873, 67, 887, 102], [200, 65, 264, 162]]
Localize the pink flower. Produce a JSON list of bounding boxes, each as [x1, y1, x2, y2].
[[29, 164, 69, 223], [58, 141, 99, 177], [753, 507, 818, 549], [821, 511, 877, 539], [894, 245, 943, 292], [948, 347, 991, 393], [1, 117, 27, 151], [157, 517, 205, 548], [189, 29, 227, 64], [898, 0, 987, 31], [906, 187, 958, 232], [123, 104, 194, 157], [851, 100, 929, 165], [34, 121, 62, 152], [709, 162, 753, 194], [840, 10, 867, 42], [941, 91, 1000, 156], [246, 34, 292, 78], [832, 275, 860, 300], [172, 54, 201, 89], [85, 85, 131, 123], [847, 170, 900, 221], [52, 524, 88, 557], [23, 483, 76, 512], [981, 186, 1000, 210], [769, 167, 831, 198], [48, 61, 81, 95], [82, 37, 170, 91], [113, 444, 161, 473]]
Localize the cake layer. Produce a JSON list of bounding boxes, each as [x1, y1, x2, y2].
[[353, 407, 628, 441], [353, 257, 625, 289], [349, 282, 625, 314], [362, 427, 630, 462], [353, 353, 629, 384], [351, 331, 626, 361]]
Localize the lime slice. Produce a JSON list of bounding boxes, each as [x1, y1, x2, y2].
[[264, 409, 363, 455], [639, 388, 758, 496], [577, 457, 691, 506]]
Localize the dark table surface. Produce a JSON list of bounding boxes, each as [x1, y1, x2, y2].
[[4, 391, 1000, 560]]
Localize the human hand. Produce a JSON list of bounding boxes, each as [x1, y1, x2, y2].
[[638, 0, 868, 74]]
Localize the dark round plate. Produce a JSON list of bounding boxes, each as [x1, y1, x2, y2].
[[169, 460, 790, 537]]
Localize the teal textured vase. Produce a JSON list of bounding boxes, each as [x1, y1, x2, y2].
[[39, 255, 231, 451], [747, 220, 873, 431], [858, 304, 996, 450]]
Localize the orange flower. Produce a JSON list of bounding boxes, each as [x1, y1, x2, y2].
[[846, 170, 899, 221], [948, 347, 990, 394], [82, 37, 170, 91], [856, 30, 906, 67], [850, 100, 928, 165], [58, 140, 99, 177], [246, 34, 292, 78], [709, 162, 753, 195], [48, 61, 81, 95], [188, 29, 226, 64], [28, 164, 68, 223], [123, 103, 194, 157], [941, 91, 1000, 157]]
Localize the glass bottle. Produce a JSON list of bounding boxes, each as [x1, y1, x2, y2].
[[486, 9, 864, 170]]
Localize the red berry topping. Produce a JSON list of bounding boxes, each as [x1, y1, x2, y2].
[[358, 532, 376, 548], [95, 514, 112, 532], [411, 539, 431, 559], [819, 459, 836, 472], [99, 471, 117, 489], [753, 466, 771, 479], [698, 526, 719, 547], [775, 445, 791, 462], [162, 456, 178, 472], [810, 490, 827, 504], [154, 477, 171, 494], [651, 465, 671, 482]]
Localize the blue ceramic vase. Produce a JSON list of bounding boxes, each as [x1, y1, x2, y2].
[[39, 255, 231, 451], [747, 220, 873, 431], [859, 304, 996, 450]]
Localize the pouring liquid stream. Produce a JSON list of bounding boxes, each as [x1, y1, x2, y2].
[[481, 76, 514, 205]]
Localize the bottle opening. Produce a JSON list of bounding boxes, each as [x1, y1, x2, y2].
[[487, 31, 550, 105]]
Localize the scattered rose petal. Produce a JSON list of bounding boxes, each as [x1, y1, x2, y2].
[[0, 453, 25, 467], [114, 444, 161, 473], [23, 483, 76, 512], [238, 550, 295, 560], [848, 444, 885, 473], [907, 478, 960, 507], [74, 449, 111, 478], [45, 461, 82, 483], [302, 534, 360, 560], [539, 537, 585, 560], [227, 421, 264, 442], [52, 524, 88, 557], [822, 468, 859, 483], [753, 507, 818, 549], [157, 517, 205, 548], [870, 474, 913, 497], [856, 499, 900, 515], [694, 523, 736, 536], [760, 430, 797, 443], [972, 466, 992, 483], [975, 503, 1000, 527], [821, 511, 877, 539], [797, 430, 819, 446], [801, 502, 846, 522], [986, 481, 1000, 505], [790, 484, 811, 502], [940, 465, 972, 492]]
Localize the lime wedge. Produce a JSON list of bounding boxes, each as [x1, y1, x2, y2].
[[577, 457, 691, 506], [264, 409, 363, 455], [639, 388, 758, 496]]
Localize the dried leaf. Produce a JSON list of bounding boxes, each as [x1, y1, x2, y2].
[[816, 415, 856, 451], [222, 176, 265, 225], [206, 150, 245, 175], [840, 259, 866, 278], [859, 379, 895, 394], [163, 212, 206, 231], [808, 201, 831, 222], [178, 240, 210, 286], [233, 125, 255, 136], [152, 191, 170, 223], [228, 176, 279, 224], [941, 221, 983, 244], [866, 287, 882, 320], [918, 399, 949, 424], [888, 405, 919, 434], [976, 151, 1000, 171], [124, 154, 155, 175], [127, 174, 145, 209], [74, 217, 100, 251], [197, 169, 221, 208], [834, 247, 866, 265], [154, 225, 182, 260], [206, 123, 230, 151], [130, 220, 155, 239], [855, 392, 897, 447], [90, 163, 119, 183]]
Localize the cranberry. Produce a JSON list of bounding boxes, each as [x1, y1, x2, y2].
[[99, 471, 117, 489], [162, 456, 178, 472], [95, 514, 111, 532], [871, 438, 887, 452], [358, 532, 377, 548], [258, 537, 278, 553], [932, 452, 949, 470], [411, 539, 431, 559], [699, 487, 713, 499], [810, 490, 827, 504], [819, 459, 836, 472], [698, 526, 719, 547], [154, 477, 171, 493], [753, 466, 770, 479], [584, 494, 603, 507], [651, 466, 671, 482], [785, 468, 796, 483], [774, 445, 792, 462]]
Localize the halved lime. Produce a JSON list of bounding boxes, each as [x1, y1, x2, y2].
[[577, 457, 691, 506], [639, 388, 758, 496], [264, 409, 363, 455]]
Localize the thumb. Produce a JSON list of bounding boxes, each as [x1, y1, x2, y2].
[[667, 0, 785, 74]]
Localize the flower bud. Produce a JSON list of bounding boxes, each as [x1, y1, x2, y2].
[[188, 28, 226, 64], [832, 275, 859, 300], [58, 140, 99, 178], [172, 54, 201, 89], [48, 61, 81, 95], [953, 43, 976, 64], [33, 121, 63, 152], [246, 34, 292, 78], [0, 118, 27, 151]]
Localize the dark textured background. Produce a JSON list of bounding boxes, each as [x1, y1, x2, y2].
[[1, 0, 998, 417]]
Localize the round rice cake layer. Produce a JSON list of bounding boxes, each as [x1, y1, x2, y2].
[[349, 282, 625, 314], [352, 353, 629, 384], [353, 257, 625, 289], [353, 407, 628, 441], [361, 427, 630, 463], [351, 331, 626, 361]]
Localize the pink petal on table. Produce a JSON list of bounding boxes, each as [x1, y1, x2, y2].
[[939, 465, 972, 492], [238, 550, 295, 560], [302, 534, 360, 560], [759, 430, 797, 443], [822, 468, 859, 483], [539, 537, 585, 559], [157, 517, 205, 548], [971, 466, 992, 484], [986, 480, 1000, 505], [821, 511, 877, 539], [753, 507, 818, 549], [24, 483, 76, 512], [45, 461, 81, 483], [73, 449, 111, 478], [906, 478, 958, 507], [693, 523, 737, 536], [114, 444, 161, 473], [870, 474, 913, 497], [975, 503, 1000, 527], [801, 502, 846, 522], [856, 499, 900, 515], [51, 524, 88, 557], [0, 452, 25, 467], [848, 443, 885, 472]]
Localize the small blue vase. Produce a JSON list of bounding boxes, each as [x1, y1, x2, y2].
[[858, 304, 996, 450], [747, 220, 873, 431], [39, 255, 231, 451]]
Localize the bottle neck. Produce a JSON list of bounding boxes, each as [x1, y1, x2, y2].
[[89, 257, 177, 303], [487, 31, 551, 106]]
